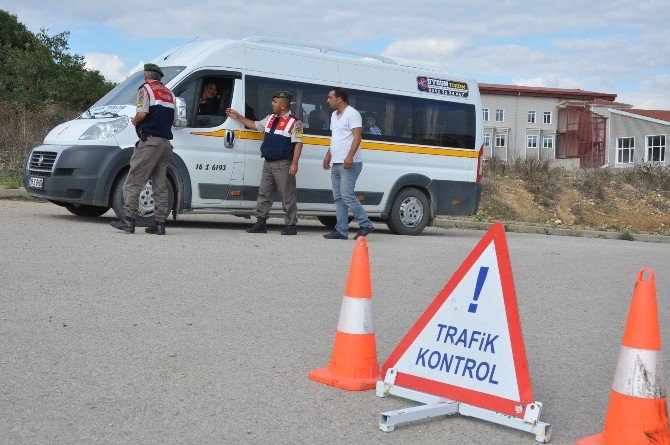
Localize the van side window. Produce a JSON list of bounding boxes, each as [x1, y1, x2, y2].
[[413, 99, 476, 150], [349, 92, 413, 141], [245, 75, 476, 149], [349, 92, 386, 138], [299, 84, 331, 135], [173, 76, 234, 128], [245, 76, 330, 135]]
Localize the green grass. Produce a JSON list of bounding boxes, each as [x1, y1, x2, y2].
[[0, 172, 22, 189], [619, 229, 635, 241]]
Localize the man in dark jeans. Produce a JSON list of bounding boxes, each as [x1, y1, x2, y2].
[[322, 87, 374, 240]]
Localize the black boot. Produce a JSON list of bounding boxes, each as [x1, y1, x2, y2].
[[280, 224, 297, 235], [145, 221, 166, 235], [246, 218, 267, 233], [110, 217, 135, 233]]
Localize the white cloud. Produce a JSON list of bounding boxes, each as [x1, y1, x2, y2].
[[513, 77, 547, 87], [382, 38, 470, 61], [84, 53, 144, 83], [3, 0, 669, 108], [618, 75, 670, 109], [83, 53, 125, 82]]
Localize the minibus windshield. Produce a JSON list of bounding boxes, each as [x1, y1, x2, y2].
[[88, 66, 186, 109]]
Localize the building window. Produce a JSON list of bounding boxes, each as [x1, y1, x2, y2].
[[528, 111, 536, 124], [495, 133, 507, 147], [483, 133, 491, 147], [495, 109, 504, 122], [616, 137, 635, 164], [646, 135, 666, 163], [542, 135, 554, 149], [543, 112, 552, 124], [527, 135, 538, 148], [482, 108, 489, 121]]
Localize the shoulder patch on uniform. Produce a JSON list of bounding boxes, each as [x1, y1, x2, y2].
[[293, 120, 304, 138], [137, 88, 147, 107]]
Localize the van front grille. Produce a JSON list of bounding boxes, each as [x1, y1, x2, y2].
[[29, 151, 57, 172]]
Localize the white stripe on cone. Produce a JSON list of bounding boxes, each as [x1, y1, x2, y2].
[[611, 346, 666, 398], [337, 296, 375, 335]]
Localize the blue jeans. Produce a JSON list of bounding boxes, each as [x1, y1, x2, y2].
[[331, 162, 373, 236]]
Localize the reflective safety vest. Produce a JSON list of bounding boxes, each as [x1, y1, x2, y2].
[[260, 114, 299, 161], [138, 81, 175, 140]]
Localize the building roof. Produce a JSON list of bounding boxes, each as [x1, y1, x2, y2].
[[623, 109, 670, 123], [588, 99, 631, 107], [478, 83, 617, 101], [560, 99, 632, 109]]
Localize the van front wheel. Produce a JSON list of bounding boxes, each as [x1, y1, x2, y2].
[[111, 172, 175, 226], [386, 187, 430, 235]]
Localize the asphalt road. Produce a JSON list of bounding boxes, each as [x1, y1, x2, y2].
[[2, 200, 670, 445]]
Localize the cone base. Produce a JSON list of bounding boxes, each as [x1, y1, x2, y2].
[[575, 433, 603, 445], [308, 367, 379, 391]]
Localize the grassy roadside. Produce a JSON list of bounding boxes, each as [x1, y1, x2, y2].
[[473, 158, 670, 236], [0, 171, 22, 189]]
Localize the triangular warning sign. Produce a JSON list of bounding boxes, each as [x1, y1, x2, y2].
[[382, 223, 534, 417]]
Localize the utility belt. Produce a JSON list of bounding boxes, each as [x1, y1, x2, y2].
[[137, 128, 167, 142], [141, 133, 165, 141]]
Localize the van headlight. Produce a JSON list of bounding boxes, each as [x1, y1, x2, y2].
[[79, 116, 129, 140]]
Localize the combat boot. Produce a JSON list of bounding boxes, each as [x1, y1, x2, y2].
[[110, 217, 135, 233], [246, 218, 267, 233], [280, 224, 297, 235], [145, 221, 166, 235]]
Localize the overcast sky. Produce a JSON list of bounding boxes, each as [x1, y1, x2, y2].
[[2, 0, 669, 108]]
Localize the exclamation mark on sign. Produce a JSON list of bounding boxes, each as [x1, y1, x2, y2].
[[468, 266, 490, 313]]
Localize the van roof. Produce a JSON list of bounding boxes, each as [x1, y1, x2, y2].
[[154, 37, 461, 78]]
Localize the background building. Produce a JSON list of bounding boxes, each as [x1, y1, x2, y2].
[[479, 84, 669, 168], [608, 109, 670, 167]]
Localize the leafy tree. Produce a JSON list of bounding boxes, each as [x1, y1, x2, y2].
[[0, 10, 115, 111]]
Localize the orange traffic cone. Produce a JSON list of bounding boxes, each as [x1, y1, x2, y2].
[[576, 268, 670, 445], [309, 236, 380, 391]]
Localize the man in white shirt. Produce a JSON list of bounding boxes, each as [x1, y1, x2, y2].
[[321, 87, 374, 240]]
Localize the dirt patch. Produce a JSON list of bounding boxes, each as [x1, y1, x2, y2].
[[474, 160, 670, 236]]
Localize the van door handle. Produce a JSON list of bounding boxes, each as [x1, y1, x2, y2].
[[224, 130, 235, 148]]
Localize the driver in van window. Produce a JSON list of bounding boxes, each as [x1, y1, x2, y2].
[[198, 81, 220, 115]]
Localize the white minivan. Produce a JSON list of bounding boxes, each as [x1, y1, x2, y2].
[[24, 37, 484, 235]]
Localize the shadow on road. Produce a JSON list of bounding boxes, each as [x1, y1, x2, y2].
[[40, 212, 458, 238]]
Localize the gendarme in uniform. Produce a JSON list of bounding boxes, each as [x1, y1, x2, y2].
[[111, 63, 175, 235], [253, 91, 303, 231]]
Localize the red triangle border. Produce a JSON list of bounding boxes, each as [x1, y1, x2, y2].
[[381, 223, 534, 417]]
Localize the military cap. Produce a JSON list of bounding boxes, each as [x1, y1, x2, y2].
[[273, 90, 293, 101], [143, 63, 164, 77]]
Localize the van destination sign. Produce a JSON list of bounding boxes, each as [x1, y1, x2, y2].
[[417, 76, 469, 98]]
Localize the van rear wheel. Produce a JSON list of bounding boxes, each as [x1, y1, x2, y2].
[[386, 187, 430, 235], [317, 216, 337, 228], [317, 215, 353, 229], [111, 172, 175, 226]]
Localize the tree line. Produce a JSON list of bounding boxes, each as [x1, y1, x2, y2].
[[0, 10, 115, 111]]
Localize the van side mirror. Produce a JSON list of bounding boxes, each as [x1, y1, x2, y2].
[[173, 97, 188, 127]]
